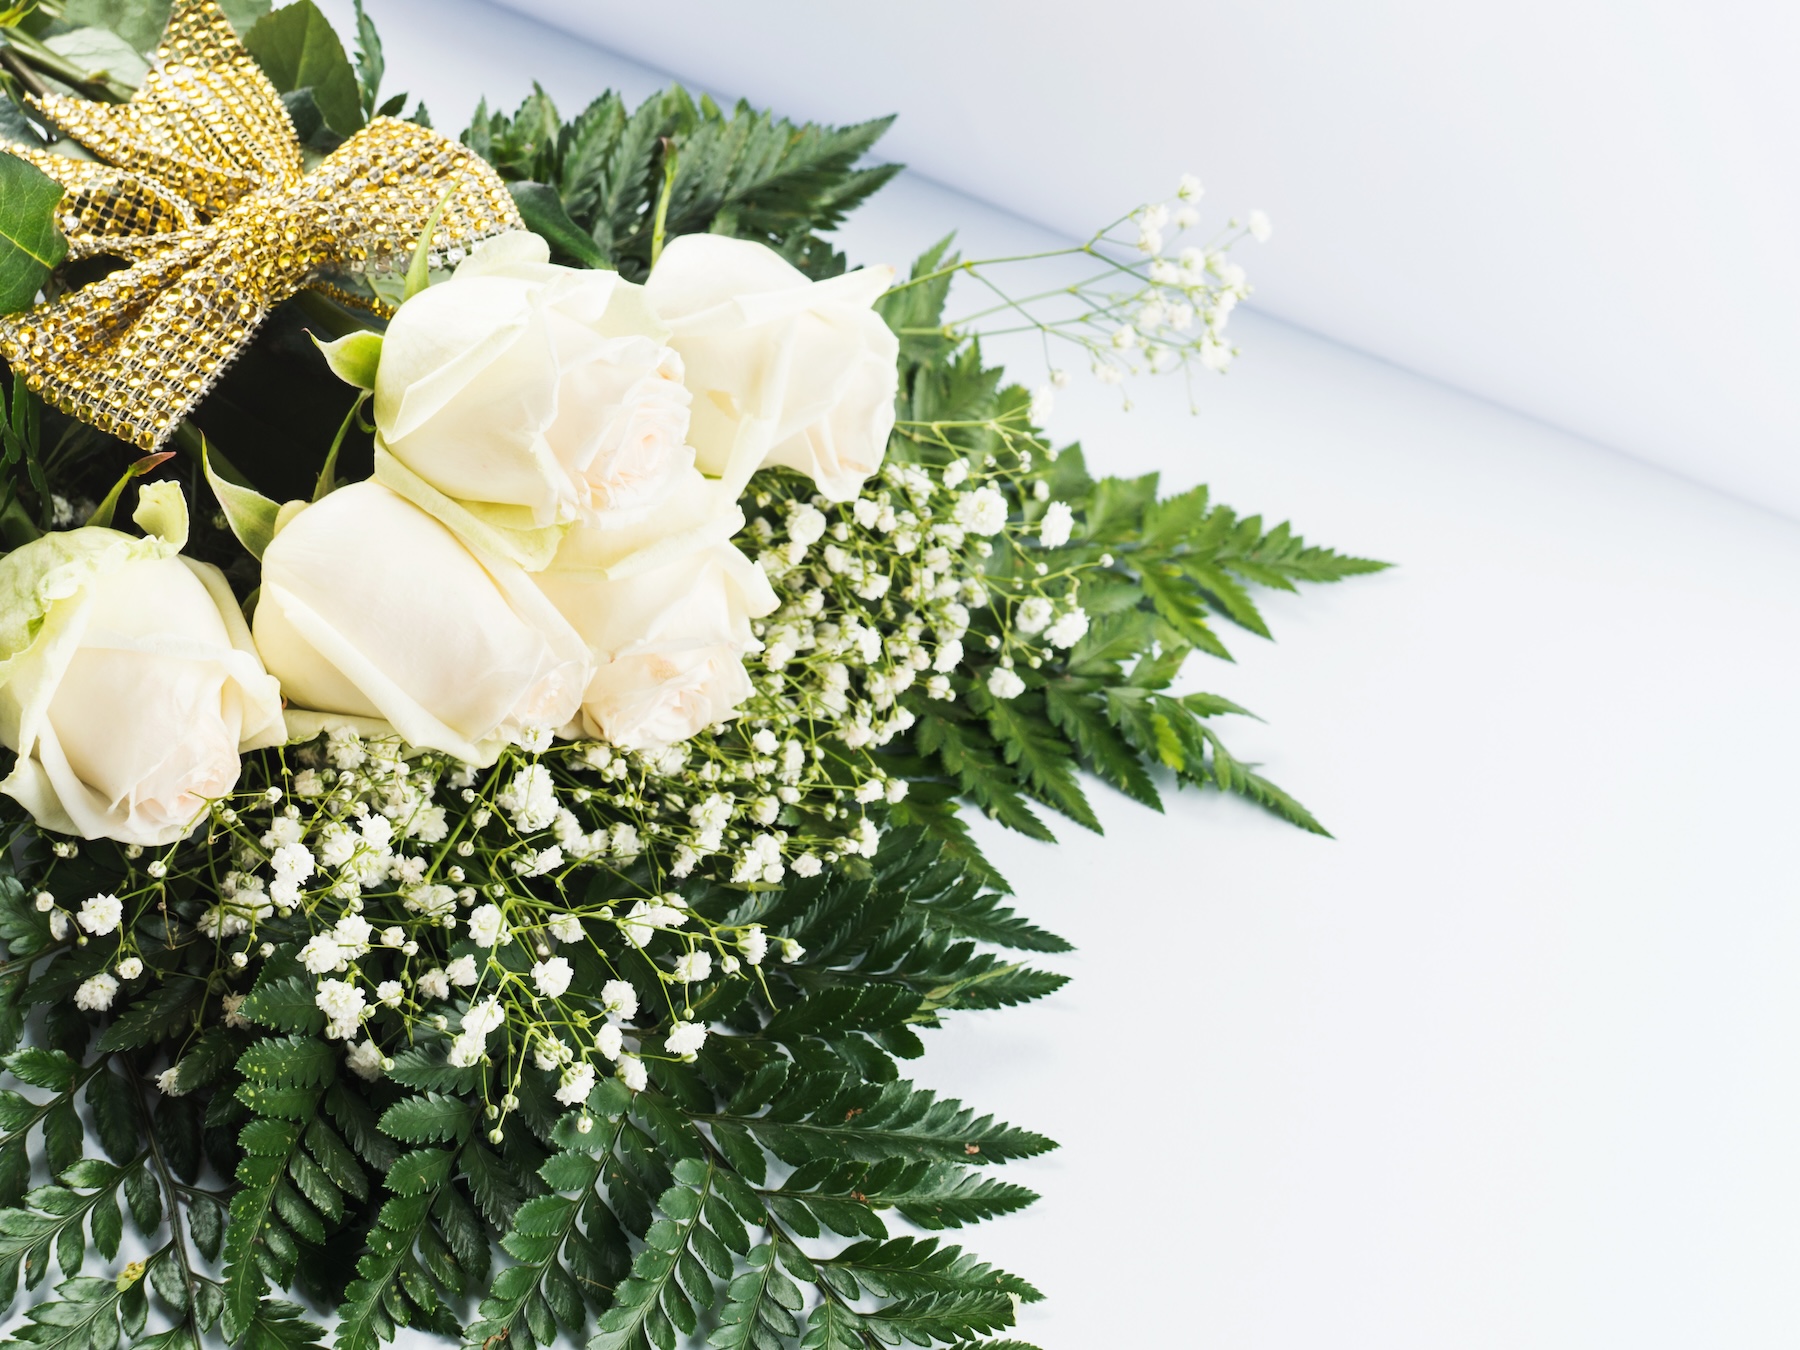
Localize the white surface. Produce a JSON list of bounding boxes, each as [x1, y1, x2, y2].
[[491, 0, 1800, 521], [339, 3, 1800, 1342]]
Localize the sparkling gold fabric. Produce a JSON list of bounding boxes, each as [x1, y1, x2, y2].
[[0, 0, 523, 451]]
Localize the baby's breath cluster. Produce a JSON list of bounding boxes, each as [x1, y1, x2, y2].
[[888, 173, 1271, 415], [747, 445, 1093, 713], [26, 724, 816, 1118]]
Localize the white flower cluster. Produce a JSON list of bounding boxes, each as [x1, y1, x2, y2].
[[746, 447, 1095, 721], [752, 462, 993, 722], [1100, 180, 1266, 382], [936, 174, 1269, 410], [53, 729, 814, 1125]]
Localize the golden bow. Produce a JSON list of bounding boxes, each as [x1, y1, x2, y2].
[[0, 0, 522, 452]]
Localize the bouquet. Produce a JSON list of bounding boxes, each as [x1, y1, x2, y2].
[[0, 3, 1384, 1348]]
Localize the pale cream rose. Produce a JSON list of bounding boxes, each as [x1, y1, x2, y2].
[[0, 484, 284, 846], [253, 481, 592, 765], [372, 232, 695, 566], [534, 468, 778, 751], [643, 234, 899, 500]]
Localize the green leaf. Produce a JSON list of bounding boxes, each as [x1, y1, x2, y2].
[[720, 1078, 1055, 1168], [1044, 681, 1162, 810], [95, 979, 202, 1054], [378, 1093, 473, 1145], [0, 1271, 130, 1350], [348, 0, 383, 119], [915, 709, 1054, 842], [335, 1145, 468, 1350], [507, 181, 610, 269], [64, 0, 269, 52], [907, 886, 1071, 955], [984, 694, 1101, 832], [865, 1162, 1037, 1230], [4, 1046, 76, 1092], [220, 0, 274, 34], [822, 1236, 1041, 1304], [385, 1147, 452, 1197], [84, 1068, 139, 1166], [242, 0, 363, 137], [224, 1105, 313, 1341], [42, 27, 150, 90], [589, 1158, 718, 1350], [240, 975, 326, 1036], [0, 154, 67, 316], [466, 86, 899, 282], [170, 1026, 243, 1094], [876, 236, 959, 367], [1233, 766, 1332, 837], [236, 1034, 336, 1091], [242, 1300, 330, 1350], [60, 0, 170, 53]]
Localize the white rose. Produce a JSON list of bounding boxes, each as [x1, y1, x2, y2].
[[372, 233, 694, 566], [534, 468, 777, 752], [253, 481, 592, 766], [644, 234, 899, 501], [0, 484, 283, 846]]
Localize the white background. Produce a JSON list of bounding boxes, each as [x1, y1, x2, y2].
[[322, 2, 1800, 1343], [493, 0, 1800, 521]]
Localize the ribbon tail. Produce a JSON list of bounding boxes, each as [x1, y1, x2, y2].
[[0, 227, 293, 452], [2, 146, 199, 261]]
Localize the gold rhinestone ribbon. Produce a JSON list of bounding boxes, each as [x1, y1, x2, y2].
[[0, 0, 523, 451]]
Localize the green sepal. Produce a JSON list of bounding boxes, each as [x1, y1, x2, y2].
[[202, 440, 282, 561], [312, 330, 383, 391]]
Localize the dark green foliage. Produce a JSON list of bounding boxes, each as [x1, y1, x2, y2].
[[706, 1076, 1053, 1170], [746, 826, 1072, 1027], [334, 1155, 480, 1350], [219, 1036, 370, 1344], [464, 85, 899, 281], [464, 1138, 630, 1350], [708, 1241, 806, 1350], [1, 1273, 144, 1350]]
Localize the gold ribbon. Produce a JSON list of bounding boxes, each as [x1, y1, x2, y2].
[[0, 0, 522, 451]]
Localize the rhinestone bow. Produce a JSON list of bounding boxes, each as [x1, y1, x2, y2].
[[0, 0, 522, 451]]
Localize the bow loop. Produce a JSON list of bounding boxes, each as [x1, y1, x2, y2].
[[0, 0, 523, 452]]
